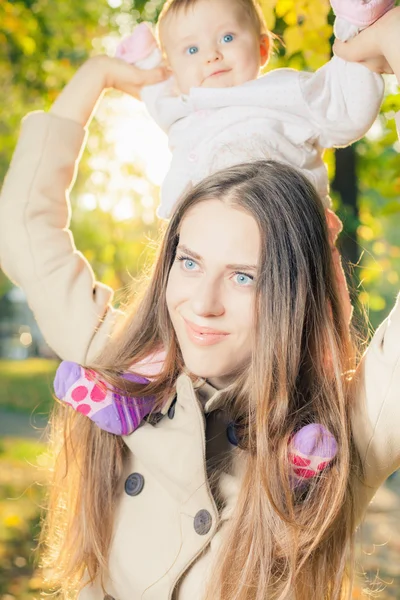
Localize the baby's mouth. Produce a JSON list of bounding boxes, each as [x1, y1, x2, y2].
[[202, 69, 232, 85]]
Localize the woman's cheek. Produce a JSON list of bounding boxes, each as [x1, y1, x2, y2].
[[166, 266, 189, 309]]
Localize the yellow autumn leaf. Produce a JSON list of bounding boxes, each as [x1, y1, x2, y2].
[[368, 294, 386, 312], [284, 9, 299, 26], [275, 0, 294, 18], [283, 26, 304, 56], [29, 575, 44, 590], [307, 12, 330, 28], [305, 0, 330, 16], [259, 0, 278, 11], [4, 514, 22, 528], [259, 0, 277, 29], [19, 35, 37, 56], [358, 225, 374, 241]]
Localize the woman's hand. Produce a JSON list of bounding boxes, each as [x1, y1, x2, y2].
[[333, 6, 400, 82], [50, 55, 168, 127]]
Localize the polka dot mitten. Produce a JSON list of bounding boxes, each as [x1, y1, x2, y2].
[[289, 424, 338, 488], [53, 361, 156, 436]]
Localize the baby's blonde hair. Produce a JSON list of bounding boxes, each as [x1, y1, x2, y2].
[[158, 0, 268, 37]]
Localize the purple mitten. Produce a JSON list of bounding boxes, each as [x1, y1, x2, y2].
[[289, 424, 338, 488], [54, 361, 156, 435]]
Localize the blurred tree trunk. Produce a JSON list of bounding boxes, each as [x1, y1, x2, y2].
[[332, 146, 359, 293]]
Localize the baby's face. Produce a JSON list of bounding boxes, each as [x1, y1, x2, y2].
[[160, 0, 269, 95]]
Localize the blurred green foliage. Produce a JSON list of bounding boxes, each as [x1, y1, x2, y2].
[[0, 360, 57, 414], [0, 437, 49, 600]]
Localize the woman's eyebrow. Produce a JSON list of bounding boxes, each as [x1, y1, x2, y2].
[[226, 263, 258, 272], [177, 244, 257, 271], [177, 244, 202, 260]]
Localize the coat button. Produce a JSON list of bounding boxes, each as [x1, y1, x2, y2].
[[194, 509, 212, 535], [168, 396, 177, 419], [125, 473, 145, 496]]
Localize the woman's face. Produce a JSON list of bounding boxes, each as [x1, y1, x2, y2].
[[166, 199, 260, 389]]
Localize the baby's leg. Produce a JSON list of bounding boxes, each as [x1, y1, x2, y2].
[[289, 424, 338, 488], [331, 0, 395, 41], [54, 361, 155, 435]]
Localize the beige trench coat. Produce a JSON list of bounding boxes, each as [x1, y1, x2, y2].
[[1, 112, 400, 600]]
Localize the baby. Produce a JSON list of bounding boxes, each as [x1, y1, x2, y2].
[[115, 0, 393, 219]]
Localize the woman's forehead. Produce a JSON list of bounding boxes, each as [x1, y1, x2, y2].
[[179, 199, 260, 265]]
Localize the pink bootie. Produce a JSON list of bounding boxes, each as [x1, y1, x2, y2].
[[331, 0, 394, 28], [289, 424, 338, 487]]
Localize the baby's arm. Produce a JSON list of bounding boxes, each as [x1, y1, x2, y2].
[[297, 0, 393, 148]]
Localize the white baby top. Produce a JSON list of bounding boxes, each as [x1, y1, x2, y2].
[[139, 55, 383, 218]]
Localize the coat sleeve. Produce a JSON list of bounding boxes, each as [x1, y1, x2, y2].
[[298, 56, 384, 149], [353, 293, 400, 490], [0, 111, 121, 365], [352, 110, 400, 489]]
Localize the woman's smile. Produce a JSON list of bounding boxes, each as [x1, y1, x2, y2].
[[183, 316, 230, 346]]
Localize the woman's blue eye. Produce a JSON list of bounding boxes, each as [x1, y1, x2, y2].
[[187, 46, 199, 55], [183, 259, 197, 270], [234, 273, 253, 286], [222, 34, 234, 43]]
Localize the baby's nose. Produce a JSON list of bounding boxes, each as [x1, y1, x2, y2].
[[207, 48, 222, 63]]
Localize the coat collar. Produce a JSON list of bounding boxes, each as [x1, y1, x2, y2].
[[159, 373, 233, 416], [192, 376, 235, 414]]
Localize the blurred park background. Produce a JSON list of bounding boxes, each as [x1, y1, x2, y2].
[[0, 0, 400, 598]]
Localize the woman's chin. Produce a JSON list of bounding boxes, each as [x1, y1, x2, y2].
[[183, 359, 235, 388]]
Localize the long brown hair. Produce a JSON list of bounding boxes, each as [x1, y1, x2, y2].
[[40, 160, 360, 599]]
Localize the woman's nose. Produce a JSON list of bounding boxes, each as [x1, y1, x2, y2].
[[190, 277, 225, 317]]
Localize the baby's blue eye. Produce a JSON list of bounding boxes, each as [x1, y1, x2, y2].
[[234, 273, 253, 286], [222, 34, 234, 43], [187, 46, 199, 55]]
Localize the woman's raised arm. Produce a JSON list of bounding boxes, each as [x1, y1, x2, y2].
[[0, 57, 167, 365]]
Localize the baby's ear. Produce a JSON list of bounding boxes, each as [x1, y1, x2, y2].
[[260, 34, 270, 67]]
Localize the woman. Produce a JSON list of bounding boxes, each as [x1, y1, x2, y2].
[[0, 9, 400, 600]]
